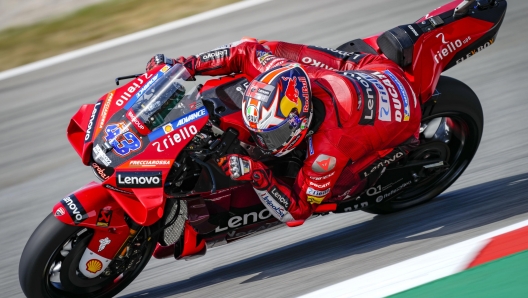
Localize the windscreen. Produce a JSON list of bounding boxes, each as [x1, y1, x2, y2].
[[129, 64, 201, 132]]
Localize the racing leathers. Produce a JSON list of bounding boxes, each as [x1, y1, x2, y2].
[[171, 39, 422, 224]]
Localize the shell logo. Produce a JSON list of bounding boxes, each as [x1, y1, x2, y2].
[[163, 123, 174, 134], [86, 259, 103, 273]]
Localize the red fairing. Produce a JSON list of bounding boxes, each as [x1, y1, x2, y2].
[[67, 104, 92, 164], [411, 16, 495, 102], [178, 221, 206, 259], [52, 182, 130, 259], [183, 40, 421, 222]]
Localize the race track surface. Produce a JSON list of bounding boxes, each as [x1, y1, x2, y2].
[[1, 0, 527, 297]]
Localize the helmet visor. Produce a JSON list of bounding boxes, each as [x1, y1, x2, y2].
[[249, 117, 300, 152]]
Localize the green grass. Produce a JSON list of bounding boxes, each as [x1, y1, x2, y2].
[[0, 0, 240, 71]]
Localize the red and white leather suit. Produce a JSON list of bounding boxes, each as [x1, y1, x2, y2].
[[179, 39, 421, 223]]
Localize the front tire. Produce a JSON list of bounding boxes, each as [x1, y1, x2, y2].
[[364, 76, 484, 214], [19, 214, 157, 298]]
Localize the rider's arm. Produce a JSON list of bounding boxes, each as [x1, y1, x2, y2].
[[223, 131, 350, 223], [180, 40, 290, 78], [263, 41, 388, 72]]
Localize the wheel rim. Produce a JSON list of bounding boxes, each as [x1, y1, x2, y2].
[[391, 113, 479, 206], [43, 227, 154, 298]]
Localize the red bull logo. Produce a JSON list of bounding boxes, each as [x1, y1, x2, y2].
[[280, 77, 302, 116]]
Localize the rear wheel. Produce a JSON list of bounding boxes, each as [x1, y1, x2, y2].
[[19, 214, 157, 298], [364, 76, 483, 214]]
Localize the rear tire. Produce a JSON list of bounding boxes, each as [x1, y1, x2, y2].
[[363, 76, 483, 214], [19, 213, 157, 298]]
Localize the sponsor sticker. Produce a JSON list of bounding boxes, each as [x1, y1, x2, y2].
[[160, 65, 171, 73], [309, 171, 336, 181], [256, 50, 276, 66], [242, 160, 251, 175], [148, 107, 207, 141], [97, 91, 114, 132], [150, 125, 199, 152], [54, 207, 66, 217], [307, 195, 325, 204], [200, 49, 230, 62], [246, 104, 259, 123], [456, 37, 493, 65], [246, 80, 275, 102], [93, 144, 112, 167], [270, 186, 290, 209], [104, 184, 133, 194], [308, 136, 314, 155], [96, 209, 113, 227], [116, 171, 162, 188], [376, 82, 391, 121], [361, 149, 404, 178], [162, 123, 174, 134], [309, 181, 331, 189], [86, 259, 103, 274], [312, 154, 337, 173], [92, 163, 113, 181], [116, 72, 153, 107], [214, 208, 272, 233], [122, 159, 173, 168], [343, 72, 377, 125], [254, 189, 289, 219], [85, 101, 102, 143], [61, 195, 88, 224], [98, 237, 111, 252], [434, 33, 471, 64], [384, 70, 410, 121], [306, 187, 331, 197]]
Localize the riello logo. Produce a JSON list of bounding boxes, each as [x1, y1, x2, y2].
[[434, 33, 471, 64], [151, 125, 198, 152]]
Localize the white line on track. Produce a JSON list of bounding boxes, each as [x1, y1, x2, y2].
[[0, 0, 272, 82], [298, 219, 528, 298], [405, 226, 443, 238]]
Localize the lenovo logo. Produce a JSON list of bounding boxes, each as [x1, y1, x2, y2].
[[116, 171, 162, 188]]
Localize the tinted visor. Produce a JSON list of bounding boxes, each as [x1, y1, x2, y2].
[[249, 118, 299, 151]]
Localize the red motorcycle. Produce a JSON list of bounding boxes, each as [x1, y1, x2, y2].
[[19, 0, 507, 297]]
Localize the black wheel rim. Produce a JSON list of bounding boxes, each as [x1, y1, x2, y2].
[[391, 112, 480, 206], [43, 227, 155, 298]]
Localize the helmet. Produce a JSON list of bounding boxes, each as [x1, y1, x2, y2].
[[242, 64, 312, 156]]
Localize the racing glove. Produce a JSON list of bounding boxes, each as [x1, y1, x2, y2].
[[219, 154, 271, 189], [145, 54, 186, 72]]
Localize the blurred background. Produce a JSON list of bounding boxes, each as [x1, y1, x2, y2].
[[0, 0, 527, 297]]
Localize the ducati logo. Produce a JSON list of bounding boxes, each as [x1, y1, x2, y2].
[[54, 207, 66, 217]]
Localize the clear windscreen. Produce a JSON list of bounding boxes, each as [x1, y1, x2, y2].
[[130, 64, 202, 132]]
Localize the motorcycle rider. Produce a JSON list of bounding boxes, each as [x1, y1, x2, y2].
[[146, 37, 421, 226]]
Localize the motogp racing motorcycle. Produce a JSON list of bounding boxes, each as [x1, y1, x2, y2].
[[19, 0, 507, 297]]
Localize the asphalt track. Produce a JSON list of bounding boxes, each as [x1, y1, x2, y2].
[[0, 0, 527, 297]]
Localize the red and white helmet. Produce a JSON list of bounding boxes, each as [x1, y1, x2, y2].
[[242, 64, 312, 157]]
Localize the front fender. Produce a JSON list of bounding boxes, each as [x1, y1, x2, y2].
[[52, 182, 130, 261]]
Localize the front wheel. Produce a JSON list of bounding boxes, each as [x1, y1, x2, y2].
[[364, 76, 484, 214], [19, 213, 157, 298]]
